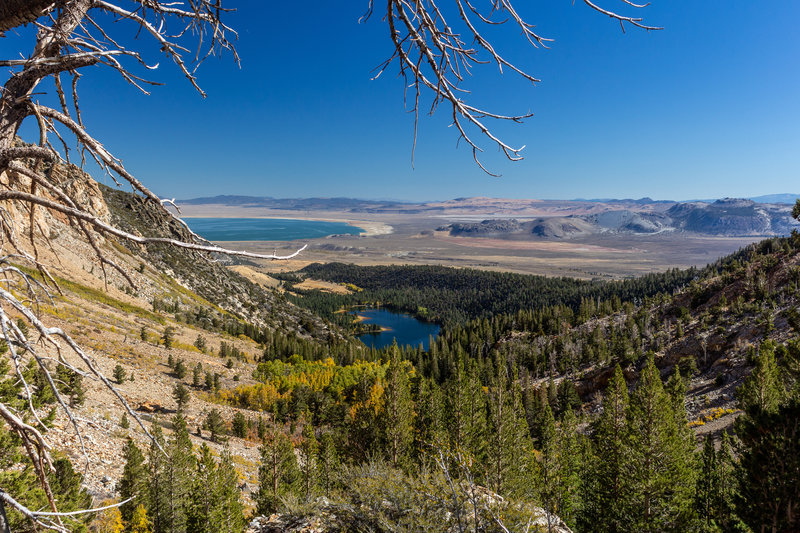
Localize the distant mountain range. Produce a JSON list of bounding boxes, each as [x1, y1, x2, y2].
[[180, 195, 800, 237]]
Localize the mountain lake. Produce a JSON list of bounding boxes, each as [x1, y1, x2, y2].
[[355, 308, 440, 351]]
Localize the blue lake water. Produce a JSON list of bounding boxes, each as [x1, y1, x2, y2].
[[356, 308, 440, 351], [183, 218, 364, 241]]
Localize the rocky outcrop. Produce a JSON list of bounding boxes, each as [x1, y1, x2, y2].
[[449, 218, 523, 235]]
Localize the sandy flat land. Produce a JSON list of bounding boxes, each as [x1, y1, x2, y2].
[[179, 205, 765, 279]]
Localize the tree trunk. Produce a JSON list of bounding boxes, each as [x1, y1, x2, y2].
[[0, 0, 53, 34]]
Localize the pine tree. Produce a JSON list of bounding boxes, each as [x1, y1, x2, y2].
[[626, 355, 695, 532], [735, 388, 799, 532], [214, 447, 245, 533], [486, 364, 531, 496], [412, 376, 446, 461], [738, 341, 784, 415], [118, 437, 147, 528], [232, 411, 248, 438], [317, 432, 340, 497], [715, 431, 738, 531], [204, 408, 227, 443], [694, 436, 719, 530], [381, 344, 413, 467], [298, 420, 318, 500], [538, 403, 561, 531], [556, 406, 582, 529], [585, 364, 630, 533], [165, 413, 195, 533], [113, 364, 126, 384], [192, 363, 203, 388], [147, 421, 169, 533], [172, 382, 190, 412], [256, 425, 299, 515], [187, 444, 216, 533]]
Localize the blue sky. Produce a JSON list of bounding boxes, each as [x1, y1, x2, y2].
[[13, 1, 800, 201]]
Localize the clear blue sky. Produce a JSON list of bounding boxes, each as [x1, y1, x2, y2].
[[15, 1, 800, 201]]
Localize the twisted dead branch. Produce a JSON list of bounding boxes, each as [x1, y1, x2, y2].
[[366, 0, 660, 173]]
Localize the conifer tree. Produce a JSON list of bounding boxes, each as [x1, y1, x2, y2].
[[147, 421, 169, 533], [412, 376, 446, 461], [626, 355, 695, 532], [164, 414, 195, 533], [298, 420, 319, 500], [232, 412, 248, 439], [381, 344, 413, 467], [585, 364, 630, 532], [538, 403, 561, 531], [735, 355, 799, 533], [214, 447, 245, 533], [118, 438, 147, 528], [204, 408, 227, 443], [256, 425, 299, 515], [172, 382, 190, 412], [486, 364, 531, 496], [187, 444, 216, 533], [317, 432, 340, 497], [738, 341, 784, 415], [694, 436, 719, 530], [556, 406, 582, 529]]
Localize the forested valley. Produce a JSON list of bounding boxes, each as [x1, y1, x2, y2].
[[6, 232, 796, 532]]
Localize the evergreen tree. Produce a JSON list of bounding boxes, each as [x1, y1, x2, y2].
[[256, 426, 299, 515], [538, 403, 561, 532], [412, 376, 446, 461], [113, 364, 126, 384], [172, 382, 190, 412], [192, 363, 203, 388], [163, 327, 175, 350], [584, 364, 630, 533], [694, 436, 720, 531], [214, 447, 246, 533], [147, 421, 169, 533], [204, 409, 227, 443], [165, 414, 195, 533], [298, 420, 318, 500], [626, 355, 695, 532], [187, 444, 216, 533], [738, 341, 784, 415], [317, 432, 340, 497], [735, 355, 799, 533], [232, 412, 248, 439], [118, 438, 147, 528], [486, 364, 531, 496], [381, 344, 413, 467], [556, 406, 582, 529]]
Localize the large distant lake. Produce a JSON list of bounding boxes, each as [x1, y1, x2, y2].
[[183, 218, 364, 241], [356, 308, 440, 351]]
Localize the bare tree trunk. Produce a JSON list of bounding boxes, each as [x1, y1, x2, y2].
[[0, 0, 53, 34], [0, 497, 10, 533]]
